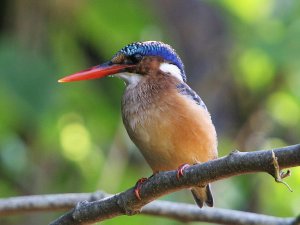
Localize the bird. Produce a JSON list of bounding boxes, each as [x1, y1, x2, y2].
[[58, 41, 218, 208]]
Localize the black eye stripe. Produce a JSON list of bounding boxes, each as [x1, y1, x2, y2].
[[129, 54, 143, 63], [124, 58, 134, 64], [134, 53, 142, 60]]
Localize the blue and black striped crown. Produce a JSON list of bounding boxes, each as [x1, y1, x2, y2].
[[116, 41, 186, 82]]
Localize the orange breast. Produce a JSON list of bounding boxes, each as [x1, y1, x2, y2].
[[122, 85, 218, 172]]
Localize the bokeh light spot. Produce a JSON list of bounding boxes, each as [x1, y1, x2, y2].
[[239, 49, 275, 90], [60, 122, 92, 162], [222, 0, 272, 23], [267, 92, 300, 127]]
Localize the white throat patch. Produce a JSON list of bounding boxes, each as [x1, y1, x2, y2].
[[159, 62, 183, 82], [114, 72, 142, 86]]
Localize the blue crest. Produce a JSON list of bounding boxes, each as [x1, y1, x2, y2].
[[116, 41, 186, 82]]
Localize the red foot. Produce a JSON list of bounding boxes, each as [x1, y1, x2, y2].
[[176, 163, 190, 180], [134, 178, 148, 200]]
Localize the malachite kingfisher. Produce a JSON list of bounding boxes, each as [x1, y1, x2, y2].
[[59, 41, 218, 208]]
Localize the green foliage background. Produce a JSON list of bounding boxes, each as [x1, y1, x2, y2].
[[0, 0, 299, 224]]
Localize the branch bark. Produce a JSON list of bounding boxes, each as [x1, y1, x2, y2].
[[143, 201, 300, 225], [0, 192, 299, 225], [0, 192, 108, 215], [49, 144, 300, 225], [1, 144, 299, 224]]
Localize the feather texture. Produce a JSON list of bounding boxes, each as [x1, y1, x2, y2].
[[176, 82, 207, 110], [122, 74, 218, 172], [120, 53, 218, 208]]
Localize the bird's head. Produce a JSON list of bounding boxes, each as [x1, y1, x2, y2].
[[58, 41, 186, 84]]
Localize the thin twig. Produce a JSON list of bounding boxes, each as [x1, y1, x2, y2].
[[143, 201, 299, 225], [271, 150, 293, 192], [0, 192, 108, 216]]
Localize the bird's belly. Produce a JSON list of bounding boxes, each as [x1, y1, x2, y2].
[[123, 104, 218, 172]]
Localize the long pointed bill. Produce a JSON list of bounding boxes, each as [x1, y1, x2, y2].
[[58, 64, 136, 83]]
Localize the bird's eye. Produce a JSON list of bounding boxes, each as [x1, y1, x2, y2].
[[124, 58, 133, 64], [124, 54, 143, 64], [129, 53, 143, 64], [134, 54, 143, 61]]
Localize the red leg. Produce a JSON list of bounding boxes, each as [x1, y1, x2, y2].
[[134, 171, 160, 200], [134, 178, 148, 200], [176, 163, 190, 180]]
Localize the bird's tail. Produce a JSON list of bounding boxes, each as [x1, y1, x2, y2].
[[191, 184, 213, 208]]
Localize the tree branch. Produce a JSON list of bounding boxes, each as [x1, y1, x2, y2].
[[48, 144, 300, 225], [0, 192, 299, 225], [0, 192, 108, 215], [143, 201, 300, 225], [1, 144, 299, 224], [51, 144, 300, 225]]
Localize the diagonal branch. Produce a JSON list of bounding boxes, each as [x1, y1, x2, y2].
[[0, 192, 299, 225], [47, 144, 300, 225], [1, 145, 297, 224]]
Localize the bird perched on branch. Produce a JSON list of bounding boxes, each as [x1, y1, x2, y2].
[[59, 41, 218, 208]]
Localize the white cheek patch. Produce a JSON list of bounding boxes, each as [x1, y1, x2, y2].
[[159, 62, 183, 82], [114, 72, 142, 86]]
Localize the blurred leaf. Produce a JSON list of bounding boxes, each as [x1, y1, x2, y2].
[[221, 0, 272, 24], [238, 48, 275, 91], [267, 92, 300, 127], [0, 134, 28, 175], [76, 1, 155, 56]]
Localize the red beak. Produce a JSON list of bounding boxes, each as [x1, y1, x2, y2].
[[58, 63, 135, 83]]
